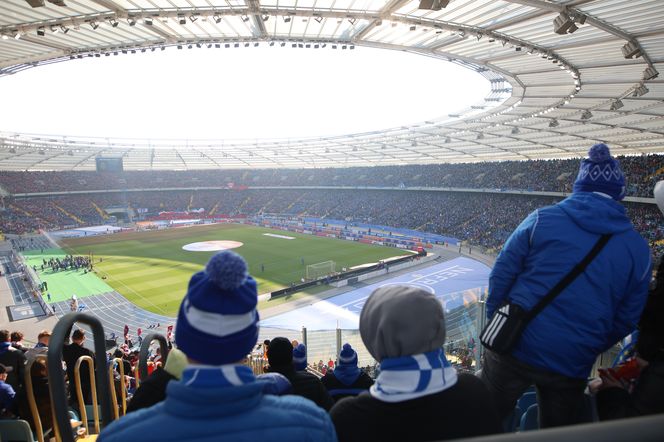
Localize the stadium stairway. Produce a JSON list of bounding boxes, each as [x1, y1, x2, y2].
[[53, 202, 84, 224], [91, 201, 109, 220], [208, 201, 220, 216]]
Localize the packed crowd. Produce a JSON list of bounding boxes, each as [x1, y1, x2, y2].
[[1, 189, 661, 256], [0, 154, 661, 197], [1, 155, 663, 441]]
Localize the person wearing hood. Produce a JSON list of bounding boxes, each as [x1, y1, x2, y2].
[[479, 144, 652, 428], [321, 344, 373, 402]]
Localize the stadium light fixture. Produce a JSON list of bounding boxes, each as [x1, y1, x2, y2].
[[50, 25, 59, 33], [280, 42, 285, 47], [610, 99, 624, 111], [553, 11, 576, 34], [315, 16, 323, 23], [177, 44, 183, 49], [348, 18, 357, 25], [444, 137, 451, 143], [178, 15, 186, 25], [283, 16, 291, 23], [633, 84, 649, 97], [127, 17, 137, 26], [643, 66, 659, 80], [580, 110, 593, 120], [511, 127, 520, 135], [262, 15, 270, 22], [14, 31, 22, 40], [549, 119, 559, 128], [476, 133, 484, 140], [418, 0, 450, 10], [90, 21, 99, 30], [109, 18, 118, 27], [189, 14, 199, 23], [242, 15, 250, 22], [144, 17, 153, 26], [214, 15, 222, 24], [60, 25, 69, 33], [37, 26, 45, 36], [621, 41, 642, 59]]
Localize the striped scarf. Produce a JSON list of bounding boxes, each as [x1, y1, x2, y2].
[[370, 349, 457, 403], [182, 364, 255, 388]]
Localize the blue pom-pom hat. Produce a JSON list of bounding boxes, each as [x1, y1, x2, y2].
[[338, 343, 358, 367], [175, 250, 259, 365], [573, 143, 626, 201], [293, 343, 307, 371]]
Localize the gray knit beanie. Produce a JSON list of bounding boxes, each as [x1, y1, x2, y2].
[[359, 285, 446, 361]]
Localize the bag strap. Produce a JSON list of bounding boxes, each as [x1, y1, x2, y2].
[[525, 233, 612, 321]]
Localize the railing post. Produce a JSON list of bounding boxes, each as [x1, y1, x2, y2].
[[335, 328, 342, 359], [476, 301, 486, 371], [138, 333, 170, 380], [301, 327, 307, 349], [47, 313, 114, 442]]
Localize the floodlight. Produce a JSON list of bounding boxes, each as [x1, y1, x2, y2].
[[476, 133, 484, 140], [643, 66, 659, 80], [444, 137, 451, 143], [37, 26, 45, 36], [144, 18, 153, 26], [348, 18, 357, 25], [511, 127, 520, 135], [553, 12, 575, 35], [178, 15, 186, 25], [621, 41, 642, 59], [127, 17, 136, 26], [214, 15, 222, 24], [189, 14, 198, 23], [60, 25, 69, 33], [242, 15, 250, 22], [90, 21, 99, 30], [633, 85, 649, 97], [418, 0, 450, 10], [284, 16, 291, 23], [610, 99, 623, 111], [109, 18, 119, 27], [262, 15, 269, 22], [581, 110, 593, 120], [549, 119, 559, 128], [315, 16, 323, 23]]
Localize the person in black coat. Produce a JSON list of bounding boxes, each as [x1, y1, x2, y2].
[[126, 348, 187, 414], [267, 337, 334, 411], [321, 344, 373, 402], [62, 329, 95, 405], [330, 286, 502, 442], [0, 329, 26, 392], [594, 256, 664, 419]]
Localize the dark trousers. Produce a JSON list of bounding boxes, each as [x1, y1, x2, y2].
[[479, 350, 588, 429]]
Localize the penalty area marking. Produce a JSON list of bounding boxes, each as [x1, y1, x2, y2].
[[182, 240, 244, 252], [262, 233, 295, 240]]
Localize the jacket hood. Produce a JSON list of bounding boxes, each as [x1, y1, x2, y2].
[[558, 192, 633, 234]]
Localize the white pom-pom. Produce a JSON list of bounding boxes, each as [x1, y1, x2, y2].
[[205, 251, 248, 290]]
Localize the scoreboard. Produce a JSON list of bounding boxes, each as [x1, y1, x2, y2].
[[95, 157, 123, 172]]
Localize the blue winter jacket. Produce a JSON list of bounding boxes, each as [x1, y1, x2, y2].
[[99, 366, 337, 442], [487, 192, 651, 379]]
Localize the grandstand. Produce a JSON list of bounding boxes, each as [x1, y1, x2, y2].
[[0, 0, 663, 441]]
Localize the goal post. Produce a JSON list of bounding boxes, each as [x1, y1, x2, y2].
[[305, 260, 336, 280]]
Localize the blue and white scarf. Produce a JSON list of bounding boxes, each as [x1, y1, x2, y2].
[[182, 364, 255, 388], [370, 349, 458, 403]]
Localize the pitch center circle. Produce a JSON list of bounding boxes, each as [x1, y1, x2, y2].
[[182, 240, 244, 252]]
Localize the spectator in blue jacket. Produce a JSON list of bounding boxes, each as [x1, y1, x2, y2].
[[480, 144, 652, 428], [99, 251, 336, 442]]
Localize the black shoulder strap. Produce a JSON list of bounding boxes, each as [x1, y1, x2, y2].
[[526, 233, 611, 321]]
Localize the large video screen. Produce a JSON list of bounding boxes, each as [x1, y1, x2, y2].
[[95, 157, 123, 172]]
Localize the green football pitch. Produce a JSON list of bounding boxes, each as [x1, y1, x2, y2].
[[27, 224, 408, 316]]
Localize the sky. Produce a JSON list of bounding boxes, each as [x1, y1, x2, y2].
[[0, 46, 491, 140]]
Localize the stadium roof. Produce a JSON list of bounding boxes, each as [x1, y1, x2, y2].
[[0, 0, 663, 170]]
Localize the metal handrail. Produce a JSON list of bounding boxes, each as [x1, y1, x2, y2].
[[138, 333, 169, 380], [47, 313, 113, 442], [74, 355, 99, 435], [108, 358, 127, 419], [25, 355, 49, 442]]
